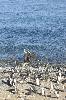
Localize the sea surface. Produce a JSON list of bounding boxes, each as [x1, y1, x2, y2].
[[0, 0, 66, 63]]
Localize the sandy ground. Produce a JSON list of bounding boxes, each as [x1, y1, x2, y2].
[[0, 61, 66, 100], [0, 79, 66, 100]]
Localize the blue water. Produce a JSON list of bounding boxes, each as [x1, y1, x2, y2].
[[0, 0, 66, 63]]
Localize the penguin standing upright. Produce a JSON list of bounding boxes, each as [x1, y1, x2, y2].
[[13, 78, 17, 93], [50, 81, 53, 91], [24, 49, 31, 62], [41, 87, 45, 96], [36, 78, 40, 86]]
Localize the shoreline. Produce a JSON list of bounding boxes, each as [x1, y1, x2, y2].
[[0, 59, 66, 100]]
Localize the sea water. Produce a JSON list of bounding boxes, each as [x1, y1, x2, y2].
[[0, 0, 66, 63]]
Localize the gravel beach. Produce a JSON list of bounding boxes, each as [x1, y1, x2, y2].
[[0, 59, 66, 100]]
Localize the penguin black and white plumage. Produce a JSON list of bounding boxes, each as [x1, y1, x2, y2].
[[10, 77, 13, 86], [54, 91, 59, 98], [36, 77, 40, 86], [13, 78, 17, 93], [41, 87, 45, 96], [24, 49, 31, 62], [50, 81, 54, 91]]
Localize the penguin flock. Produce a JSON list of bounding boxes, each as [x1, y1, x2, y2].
[[1, 49, 66, 99]]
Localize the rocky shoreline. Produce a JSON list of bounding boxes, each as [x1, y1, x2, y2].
[[0, 58, 66, 100], [0, 50, 66, 100]]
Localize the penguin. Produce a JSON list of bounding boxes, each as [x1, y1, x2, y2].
[[54, 91, 59, 99], [41, 87, 45, 96], [36, 77, 40, 86]]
